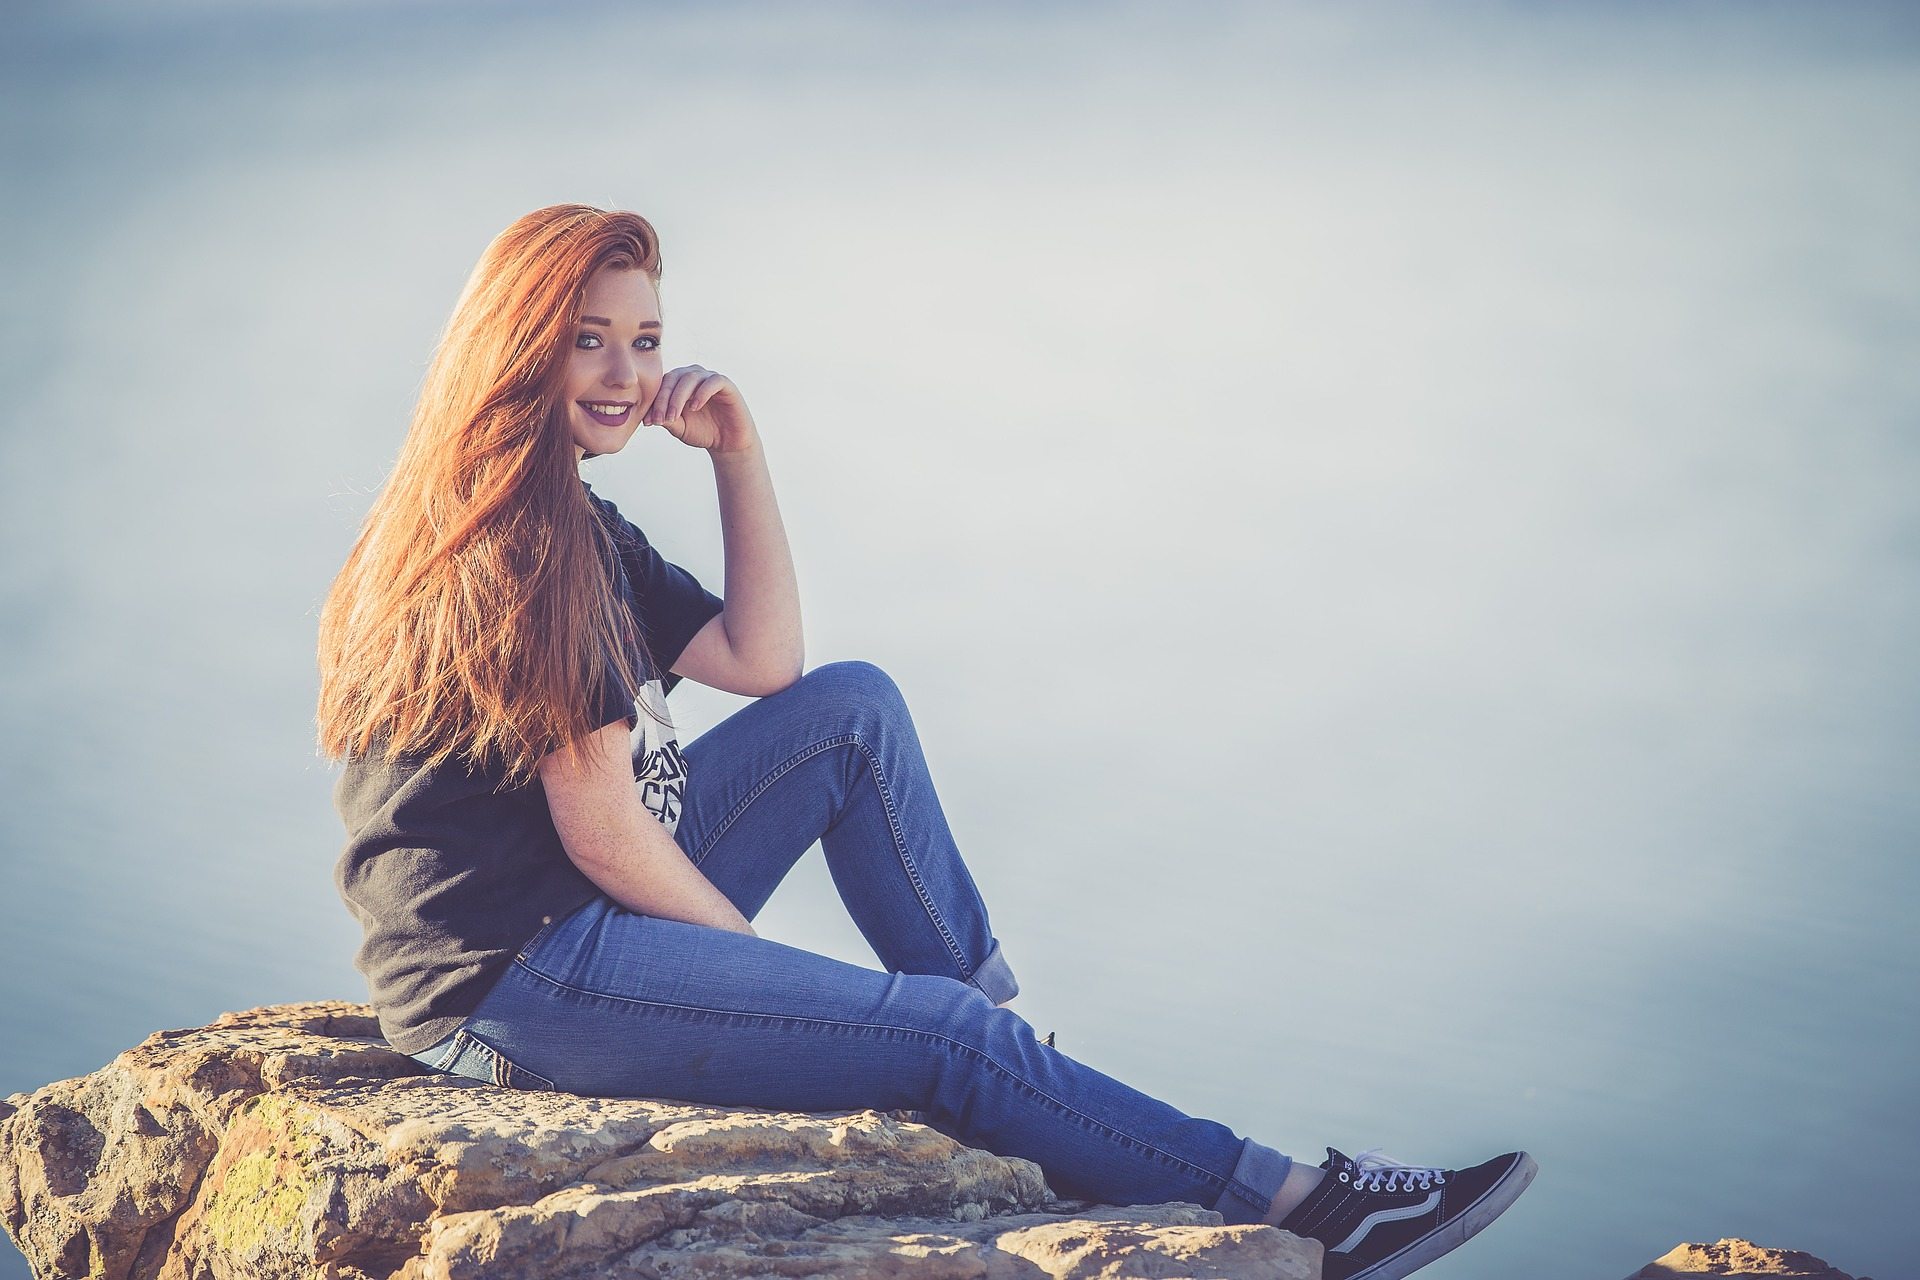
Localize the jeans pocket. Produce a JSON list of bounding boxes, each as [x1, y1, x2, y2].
[[410, 1028, 464, 1073], [442, 1027, 559, 1093], [517, 894, 602, 965], [515, 915, 565, 964]]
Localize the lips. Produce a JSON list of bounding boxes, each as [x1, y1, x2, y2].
[[579, 401, 634, 427]]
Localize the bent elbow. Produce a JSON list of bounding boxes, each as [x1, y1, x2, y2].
[[752, 657, 806, 697]]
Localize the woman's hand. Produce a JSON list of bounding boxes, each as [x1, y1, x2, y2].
[[644, 365, 760, 455]]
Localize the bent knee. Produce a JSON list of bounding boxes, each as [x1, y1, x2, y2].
[[798, 659, 910, 730], [808, 658, 900, 693]]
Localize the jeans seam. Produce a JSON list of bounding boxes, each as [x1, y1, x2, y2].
[[456, 1025, 558, 1091], [1220, 1179, 1274, 1218], [688, 734, 857, 868], [432, 1030, 466, 1072], [845, 730, 971, 980], [685, 731, 973, 983], [515, 913, 565, 964], [506, 956, 1238, 1198]]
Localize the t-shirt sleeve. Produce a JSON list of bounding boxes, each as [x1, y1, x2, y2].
[[590, 492, 726, 695], [591, 642, 640, 733]]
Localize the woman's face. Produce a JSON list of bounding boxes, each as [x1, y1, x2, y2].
[[563, 265, 664, 461]]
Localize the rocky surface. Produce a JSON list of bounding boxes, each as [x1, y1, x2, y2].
[[1625, 1238, 1871, 1279], [0, 1001, 1320, 1279]]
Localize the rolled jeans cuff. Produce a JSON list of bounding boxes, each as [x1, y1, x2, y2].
[[1212, 1136, 1293, 1226], [965, 938, 1020, 1005]]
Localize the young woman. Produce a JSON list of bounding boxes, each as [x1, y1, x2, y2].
[[314, 203, 1535, 1280]]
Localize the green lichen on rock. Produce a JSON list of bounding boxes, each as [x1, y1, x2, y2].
[[200, 1093, 326, 1259]]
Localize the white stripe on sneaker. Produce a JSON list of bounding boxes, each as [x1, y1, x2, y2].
[[1331, 1190, 1442, 1254]]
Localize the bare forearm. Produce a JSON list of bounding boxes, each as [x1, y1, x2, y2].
[[565, 787, 756, 936], [710, 435, 803, 684]]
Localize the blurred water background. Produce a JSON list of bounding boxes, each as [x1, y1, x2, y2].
[[2, 2, 1915, 1277]]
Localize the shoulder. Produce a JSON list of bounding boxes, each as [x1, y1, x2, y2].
[[581, 482, 617, 526], [581, 482, 654, 550]]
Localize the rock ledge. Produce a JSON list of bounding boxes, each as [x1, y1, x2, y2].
[[0, 1000, 1320, 1279]]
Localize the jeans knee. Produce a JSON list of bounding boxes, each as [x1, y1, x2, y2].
[[803, 659, 910, 735]]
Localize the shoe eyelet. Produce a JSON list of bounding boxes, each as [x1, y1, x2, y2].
[[1338, 1171, 1349, 1182]]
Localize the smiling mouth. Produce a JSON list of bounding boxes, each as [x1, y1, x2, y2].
[[580, 401, 634, 426]]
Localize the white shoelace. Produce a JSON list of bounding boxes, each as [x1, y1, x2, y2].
[[1350, 1148, 1449, 1192]]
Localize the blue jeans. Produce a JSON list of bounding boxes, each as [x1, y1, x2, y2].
[[407, 659, 1292, 1224]]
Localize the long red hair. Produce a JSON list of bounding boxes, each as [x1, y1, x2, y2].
[[315, 203, 663, 788]]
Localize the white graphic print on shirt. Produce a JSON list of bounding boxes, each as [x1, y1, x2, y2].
[[630, 677, 689, 835]]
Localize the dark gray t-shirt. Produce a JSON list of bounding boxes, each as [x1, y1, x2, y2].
[[332, 480, 724, 1055]]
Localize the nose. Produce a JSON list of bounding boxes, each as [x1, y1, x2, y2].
[[604, 345, 641, 390]]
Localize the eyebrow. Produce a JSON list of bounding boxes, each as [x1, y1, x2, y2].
[[579, 316, 661, 328]]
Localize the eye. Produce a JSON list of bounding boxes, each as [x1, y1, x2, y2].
[[574, 332, 661, 350]]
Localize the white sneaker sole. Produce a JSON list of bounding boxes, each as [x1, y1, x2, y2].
[[1343, 1151, 1539, 1280]]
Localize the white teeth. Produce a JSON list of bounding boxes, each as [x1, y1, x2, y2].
[[584, 403, 628, 413]]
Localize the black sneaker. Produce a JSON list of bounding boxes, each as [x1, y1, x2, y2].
[[1274, 1146, 1537, 1280]]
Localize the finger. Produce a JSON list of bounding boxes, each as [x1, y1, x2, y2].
[[689, 375, 732, 414], [645, 370, 685, 425], [665, 370, 713, 422]]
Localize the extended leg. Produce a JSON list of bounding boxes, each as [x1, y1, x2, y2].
[[456, 897, 1291, 1224]]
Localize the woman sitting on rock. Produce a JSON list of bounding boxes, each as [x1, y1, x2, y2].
[[313, 203, 1535, 1280]]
